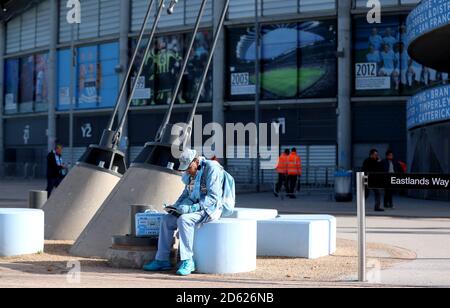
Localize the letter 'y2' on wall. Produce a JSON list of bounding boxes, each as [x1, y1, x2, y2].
[[67, 0, 81, 24]]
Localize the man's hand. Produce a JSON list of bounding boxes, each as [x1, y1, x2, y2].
[[163, 204, 181, 216], [164, 205, 179, 213]]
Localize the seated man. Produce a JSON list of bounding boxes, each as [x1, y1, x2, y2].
[[143, 149, 225, 276]]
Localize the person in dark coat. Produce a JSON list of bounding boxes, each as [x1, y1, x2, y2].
[[46, 142, 66, 196], [362, 149, 383, 212], [381, 150, 404, 209]]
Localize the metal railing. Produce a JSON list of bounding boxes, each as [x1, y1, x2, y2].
[[1, 161, 339, 193], [0, 163, 46, 179], [228, 165, 337, 192]]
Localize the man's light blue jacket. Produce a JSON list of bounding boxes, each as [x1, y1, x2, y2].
[[174, 159, 224, 220]]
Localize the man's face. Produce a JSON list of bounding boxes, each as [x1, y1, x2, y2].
[[55, 146, 63, 156], [371, 152, 379, 160], [387, 153, 394, 161], [187, 159, 199, 177]]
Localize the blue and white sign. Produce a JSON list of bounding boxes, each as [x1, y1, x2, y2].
[[407, 0, 450, 45], [407, 85, 450, 129], [135, 212, 166, 237]]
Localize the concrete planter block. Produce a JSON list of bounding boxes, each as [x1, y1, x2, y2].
[[0, 209, 44, 257], [106, 247, 157, 269], [229, 208, 278, 220], [276, 215, 337, 254], [194, 219, 257, 274], [257, 217, 331, 259]]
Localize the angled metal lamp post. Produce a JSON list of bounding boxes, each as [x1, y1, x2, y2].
[[43, 0, 167, 241], [71, 0, 230, 258]]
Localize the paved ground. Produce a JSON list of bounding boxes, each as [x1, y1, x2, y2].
[[0, 179, 45, 208], [238, 191, 450, 219], [336, 216, 450, 287], [1, 179, 449, 287], [0, 268, 394, 288], [239, 192, 450, 287]]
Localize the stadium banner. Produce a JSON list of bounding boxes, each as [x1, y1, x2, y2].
[[297, 20, 337, 99], [34, 53, 50, 112], [354, 16, 449, 97], [57, 49, 72, 110], [261, 23, 299, 100], [4, 59, 19, 114], [227, 26, 257, 100], [131, 34, 183, 106], [57, 43, 119, 111], [99, 42, 120, 108], [77, 45, 100, 109], [355, 62, 391, 90], [20, 55, 35, 113], [130, 37, 156, 105], [407, 85, 450, 130], [183, 31, 213, 104], [130, 32, 211, 107], [227, 20, 337, 101]]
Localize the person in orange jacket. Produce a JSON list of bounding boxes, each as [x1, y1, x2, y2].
[[274, 149, 290, 197], [287, 148, 302, 199]]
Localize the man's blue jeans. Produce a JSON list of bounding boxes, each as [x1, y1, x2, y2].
[[155, 211, 207, 261]]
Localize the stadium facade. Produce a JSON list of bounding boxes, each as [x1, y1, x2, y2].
[[406, 0, 450, 201], [0, 0, 448, 195]]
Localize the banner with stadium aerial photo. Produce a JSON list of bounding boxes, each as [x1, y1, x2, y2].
[[227, 20, 337, 101]]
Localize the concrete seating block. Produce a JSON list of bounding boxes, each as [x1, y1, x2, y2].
[[257, 216, 334, 259], [106, 247, 157, 269], [194, 218, 257, 274], [276, 215, 337, 254], [229, 208, 278, 220], [0, 209, 44, 257]]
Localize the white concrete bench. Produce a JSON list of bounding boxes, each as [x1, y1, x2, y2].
[[194, 218, 257, 274], [276, 215, 336, 255], [228, 208, 278, 220], [0, 209, 44, 257], [257, 215, 336, 259]]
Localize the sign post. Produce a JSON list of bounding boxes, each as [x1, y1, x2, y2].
[[357, 172, 450, 282], [367, 173, 450, 190], [356, 172, 367, 282]]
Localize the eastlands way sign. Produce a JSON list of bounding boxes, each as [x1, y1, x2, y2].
[[367, 173, 450, 190]]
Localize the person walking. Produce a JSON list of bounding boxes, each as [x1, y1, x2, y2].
[[274, 149, 290, 197], [381, 150, 404, 209], [287, 148, 302, 199], [362, 149, 383, 212], [46, 141, 66, 197]]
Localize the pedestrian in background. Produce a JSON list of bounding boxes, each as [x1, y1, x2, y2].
[[287, 148, 302, 199], [362, 149, 384, 212], [381, 149, 404, 209], [46, 141, 66, 196], [274, 149, 290, 197]]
